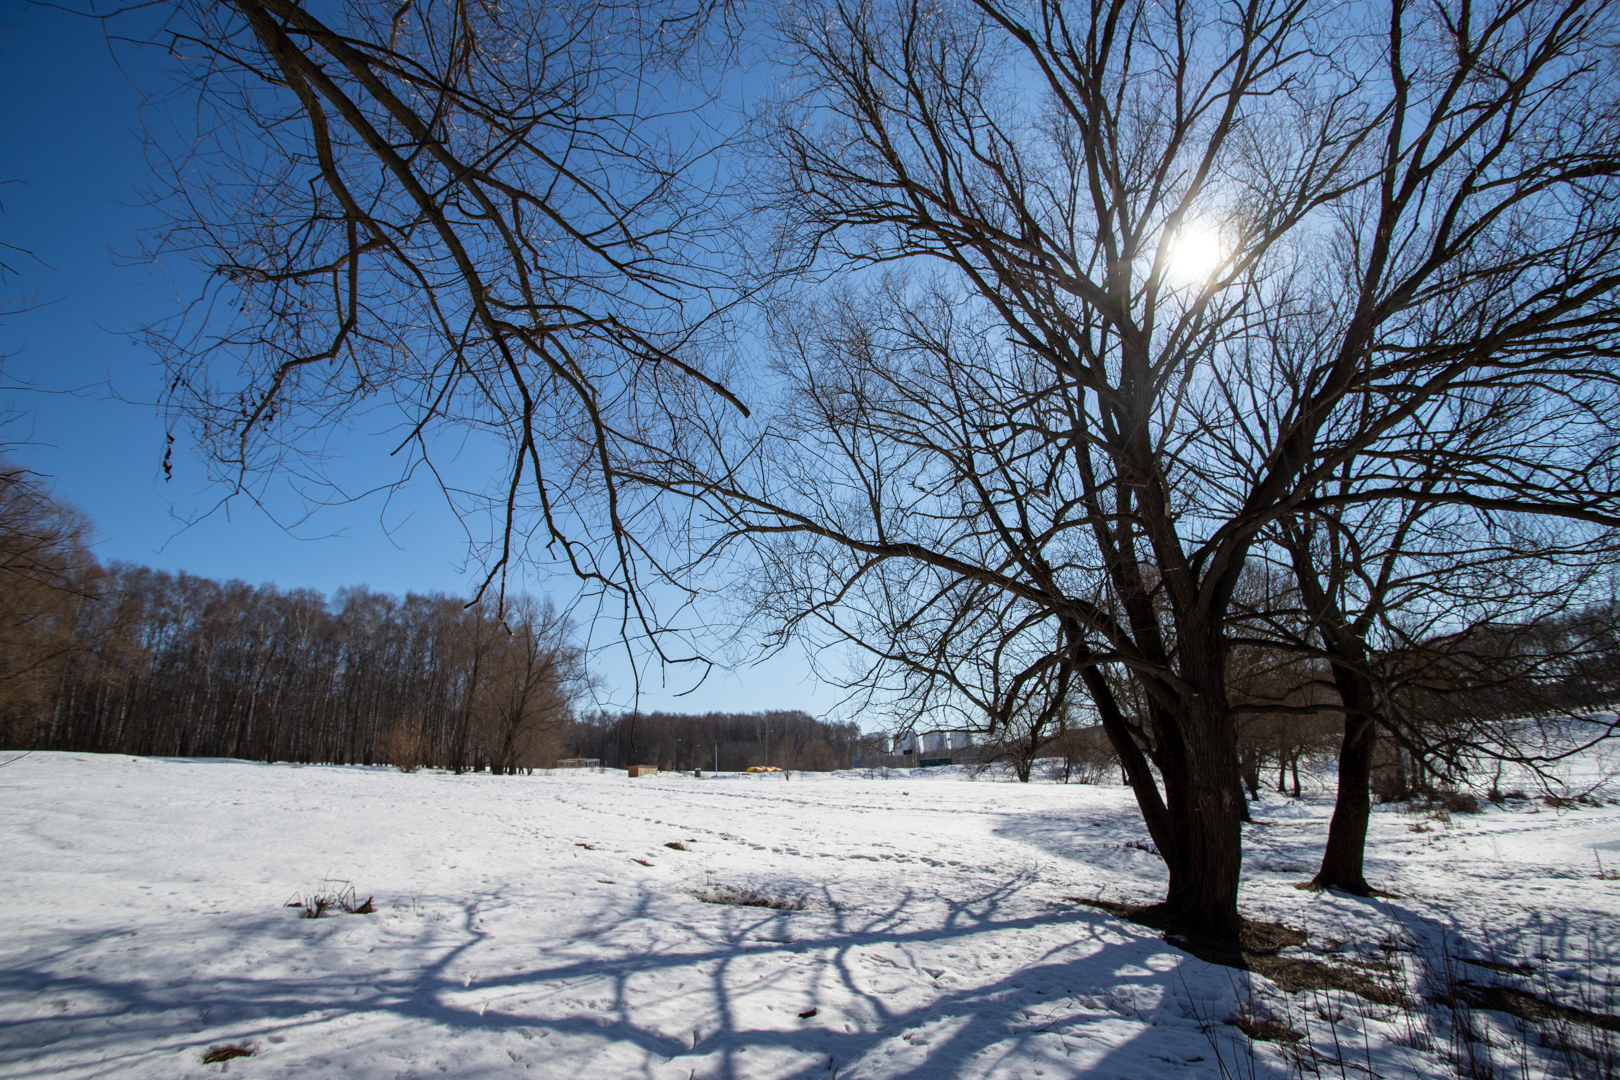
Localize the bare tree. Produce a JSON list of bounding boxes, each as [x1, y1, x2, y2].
[[1374, 595, 1620, 778], [618, 0, 1620, 941], [0, 462, 99, 741], [1248, 443, 1620, 891], [130, 0, 751, 663], [473, 595, 587, 774], [1053, 716, 1120, 785]]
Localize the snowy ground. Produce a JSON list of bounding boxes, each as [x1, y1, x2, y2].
[[1, 752, 1617, 1079]]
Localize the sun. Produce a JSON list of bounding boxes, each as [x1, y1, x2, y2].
[[1163, 223, 1225, 285]]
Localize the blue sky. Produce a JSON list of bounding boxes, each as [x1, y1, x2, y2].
[[0, 6, 843, 720]]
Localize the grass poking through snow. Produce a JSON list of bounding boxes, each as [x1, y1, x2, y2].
[[286, 881, 375, 919], [691, 884, 809, 911]]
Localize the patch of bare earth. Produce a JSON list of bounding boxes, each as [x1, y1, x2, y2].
[[1067, 897, 1404, 1006]]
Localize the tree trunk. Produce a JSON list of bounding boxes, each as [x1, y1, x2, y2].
[[1312, 672, 1379, 893], [1083, 663, 1243, 941], [1237, 746, 1257, 822], [1081, 666, 1171, 849], [1146, 695, 1245, 942], [1014, 753, 1033, 782]]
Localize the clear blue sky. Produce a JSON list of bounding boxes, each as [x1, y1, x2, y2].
[[0, 6, 845, 720]]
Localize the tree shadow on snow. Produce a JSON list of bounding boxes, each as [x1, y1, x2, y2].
[[0, 874, 1282, 1079]]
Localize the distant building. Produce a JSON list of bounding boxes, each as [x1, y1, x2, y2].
[[892, 729, 976, 766]]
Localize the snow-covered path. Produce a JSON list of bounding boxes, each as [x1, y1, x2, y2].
[[1, 754, 1615, 1078]]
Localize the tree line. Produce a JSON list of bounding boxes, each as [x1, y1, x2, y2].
[[963, 588, 1618, 800], [564, 710, 868, 772], [0, 464, 586, 772]]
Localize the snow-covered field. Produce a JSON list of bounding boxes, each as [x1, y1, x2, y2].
[[2, 753, 1617, 1079]]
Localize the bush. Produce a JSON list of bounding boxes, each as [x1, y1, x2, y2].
[[1441, 791, 1481, 814], [378, 723, 431, 772], [1372, 761, 1420, 803]]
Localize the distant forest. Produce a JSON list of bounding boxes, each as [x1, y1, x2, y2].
[[566, 710, 868, 772], [0, 462, 853, 772], [7, 559, 589, 772]]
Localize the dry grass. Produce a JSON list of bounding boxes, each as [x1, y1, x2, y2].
[[691, 884, 808, 911], [1230, 1000, 1306, 1044], [286, 881, 375, 919]]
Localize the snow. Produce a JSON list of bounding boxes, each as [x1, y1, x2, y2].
[[1, 753, 1616, 1078]]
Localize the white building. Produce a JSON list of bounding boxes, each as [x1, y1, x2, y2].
[[893, 729, 975, 762]]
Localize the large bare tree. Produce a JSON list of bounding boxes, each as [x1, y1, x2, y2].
[[618, 0, 1620, 941]]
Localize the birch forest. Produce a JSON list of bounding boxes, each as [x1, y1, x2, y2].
[[0, 462, 585, 772]]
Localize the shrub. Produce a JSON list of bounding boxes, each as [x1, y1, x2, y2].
[[1441, 791, 1481, 814], [378, 723, 431, 772], [1372, 762, 1421, 803]]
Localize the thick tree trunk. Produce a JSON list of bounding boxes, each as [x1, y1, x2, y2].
[[1312, 672, 1379, 893], [1083, 663, 1244, 941], [1148, 695, 1245, 942]]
